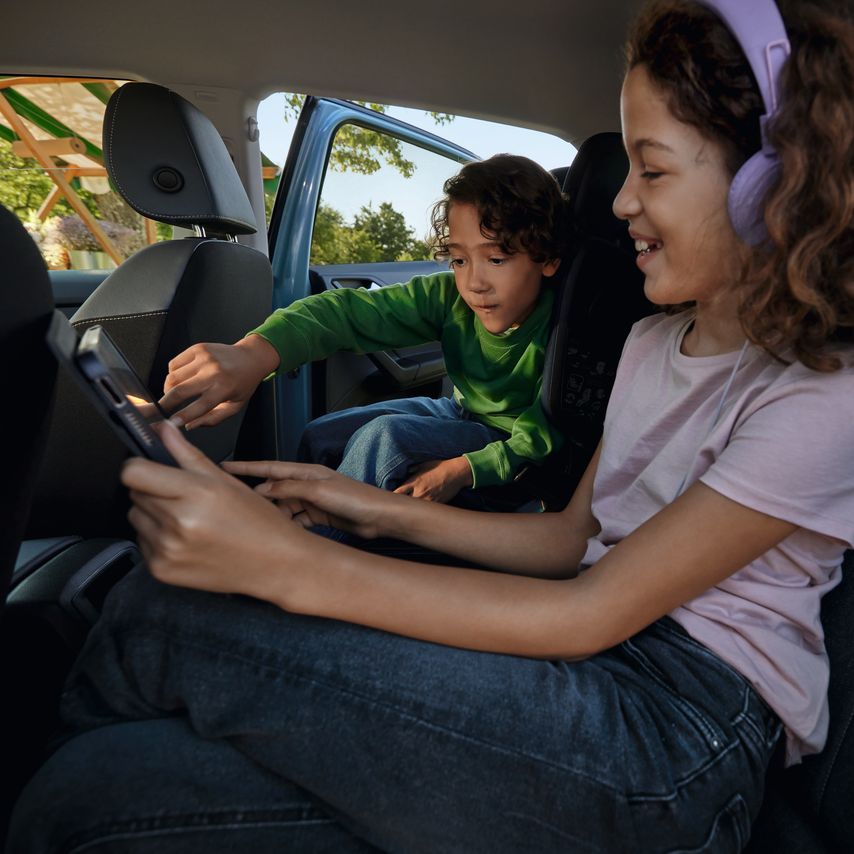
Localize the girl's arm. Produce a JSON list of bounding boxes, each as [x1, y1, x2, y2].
[[226, 442, 604, 578], [126, 424, 798, 659]]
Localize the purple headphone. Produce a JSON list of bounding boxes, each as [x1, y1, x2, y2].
[[696, 0, 791, 245]]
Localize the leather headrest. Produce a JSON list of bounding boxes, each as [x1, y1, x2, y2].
[[563, 132, 633, 256], [104, 83, 257, 235]]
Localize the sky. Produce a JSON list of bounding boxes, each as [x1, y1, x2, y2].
[[256, 93, 577, 234]]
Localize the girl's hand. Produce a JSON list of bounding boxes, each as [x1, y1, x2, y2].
[[393, 457, 473, 503], [158, 334, 280, 429], [121, 421, 308, 601], [223, 460, 399, 539]]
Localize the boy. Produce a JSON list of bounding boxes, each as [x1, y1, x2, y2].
[[160, 154, 567, 504]]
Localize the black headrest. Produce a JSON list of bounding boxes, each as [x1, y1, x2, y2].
[[563, 132, 633, 257], [104, 83, 257, 236]]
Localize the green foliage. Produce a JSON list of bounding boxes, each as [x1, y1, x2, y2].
[[311, 203, 355, 264], [0, 140, 103, 221], [311, 201, 432, 265], [0, 142, 54, 215], [284, 94, 453, 178]]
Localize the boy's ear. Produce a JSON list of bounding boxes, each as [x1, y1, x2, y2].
[[542, 258, 561, 278]]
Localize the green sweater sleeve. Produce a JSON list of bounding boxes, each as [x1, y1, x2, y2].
[[249, 273, 454, 372], [463, 376, 562, 488]]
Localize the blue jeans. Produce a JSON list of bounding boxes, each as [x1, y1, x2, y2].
[[8, 566, 781, 853], [298, 397, 507, 492]]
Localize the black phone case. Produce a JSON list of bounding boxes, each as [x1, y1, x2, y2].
[[46, 310, 178, 466]]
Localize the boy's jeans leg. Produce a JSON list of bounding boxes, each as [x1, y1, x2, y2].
[[11, 567, 779, 854], [298, 397, 464, 468], [337, 408, 505, 491]]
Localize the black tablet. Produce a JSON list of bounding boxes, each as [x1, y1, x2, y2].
[[46, 310, 178, 466]]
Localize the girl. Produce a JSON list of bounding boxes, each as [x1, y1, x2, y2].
[[10, 0, 854, 851]]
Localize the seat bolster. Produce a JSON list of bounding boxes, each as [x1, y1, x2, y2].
[[72, 239, 208, 323]]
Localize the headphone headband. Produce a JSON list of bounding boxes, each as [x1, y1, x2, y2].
[[694, 0, 792, 245], [696, 0, 790, 117]]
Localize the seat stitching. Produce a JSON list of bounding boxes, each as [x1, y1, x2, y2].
[[72, 310, 169, 326]]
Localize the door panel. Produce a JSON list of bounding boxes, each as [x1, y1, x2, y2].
[[268, 97, 476, 460], [308, 259, 449, 415]]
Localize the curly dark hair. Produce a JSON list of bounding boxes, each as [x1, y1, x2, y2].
[[627, 0, 854, 371], [430, 154, 568, 263]]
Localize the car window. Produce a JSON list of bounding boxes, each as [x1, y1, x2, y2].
[[309, 123, 462, 265], [0, 76, 176, 271]]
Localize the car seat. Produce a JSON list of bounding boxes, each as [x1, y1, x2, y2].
[[27, 82, 273, 538], [479, 132, 654, 510], [0, 204, 57, 608], [0, 203, 58, 832], [746, 548, 854, 853]]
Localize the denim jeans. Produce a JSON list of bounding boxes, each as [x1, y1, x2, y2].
[[298, 396, 507, 491], [8, 566, 781, 853]]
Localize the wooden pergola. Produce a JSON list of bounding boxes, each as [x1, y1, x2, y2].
[[0, 77, 279, 265]]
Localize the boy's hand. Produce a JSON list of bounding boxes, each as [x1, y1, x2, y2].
[[159, 334, 280, 430], [394, 457, 473, 503]]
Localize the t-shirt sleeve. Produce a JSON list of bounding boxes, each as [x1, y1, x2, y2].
[[700, 370, 854, 547], [249, 273, 453, 373], [464, 378, 563, 488]]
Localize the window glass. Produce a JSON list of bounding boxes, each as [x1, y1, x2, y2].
[[0, 76, 174, 270], [311, 124, 465, 265]]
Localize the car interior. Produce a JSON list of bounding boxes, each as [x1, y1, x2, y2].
[[1, 1, 852, 850]]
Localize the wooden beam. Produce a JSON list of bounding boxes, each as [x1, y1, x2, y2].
[[37, 167, 80, 220], [0, 91, 124, 265], [12, 136, 86, 158], [0, 76, 117, 90], [144, 218, 158, 245], [43, 166, 107, 178], [37, 184, 64, 220]]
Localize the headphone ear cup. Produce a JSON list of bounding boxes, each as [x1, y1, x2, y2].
[[728, 151, 781, 246]]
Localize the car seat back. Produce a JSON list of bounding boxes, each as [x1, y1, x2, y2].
[[527, 133, 654, 507], [0, 204, 57, 598], [28, 83, 273, 537], [747, 548, 854, 853]]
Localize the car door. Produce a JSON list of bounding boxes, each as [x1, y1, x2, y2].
[[266, 97, 477, 459]]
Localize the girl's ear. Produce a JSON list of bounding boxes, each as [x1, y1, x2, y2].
[[542, 258, 561, 278]]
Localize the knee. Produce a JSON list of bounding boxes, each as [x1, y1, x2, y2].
[[298, 413, 341, 465], [7, 737, 109, 853], [343, 415, 418, 464], [339, 415, 417, 488]]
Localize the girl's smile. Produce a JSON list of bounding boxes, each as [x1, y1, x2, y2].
[[613, 64, 741, 314]]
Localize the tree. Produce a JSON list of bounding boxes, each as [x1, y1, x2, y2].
[[353, 202, 430, 262], [310, 201, 432, 265], [311, 204, 354, 264], [284, 94, 453, 179]]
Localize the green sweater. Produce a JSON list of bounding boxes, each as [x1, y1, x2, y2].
[[251, 272, 562, 488]]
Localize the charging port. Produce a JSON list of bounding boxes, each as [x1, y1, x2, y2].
[[97, 376, 124, 407]]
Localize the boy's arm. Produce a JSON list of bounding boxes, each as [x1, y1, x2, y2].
[[464, 379, 563, 488], [252, 275, 451, 373], [160, 274, 452, 427]]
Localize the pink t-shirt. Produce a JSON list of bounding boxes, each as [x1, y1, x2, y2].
[[583, 312, 854, 764]]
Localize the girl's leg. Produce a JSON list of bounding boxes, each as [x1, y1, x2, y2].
[[9, 717, 376, 853], [16, 567, 780, 854], [298, 397, 465, 469]]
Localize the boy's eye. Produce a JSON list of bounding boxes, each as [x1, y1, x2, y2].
[[449, 258, 465, 268], [641, 170, 663, 181], [488, 257, 507, 266]]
